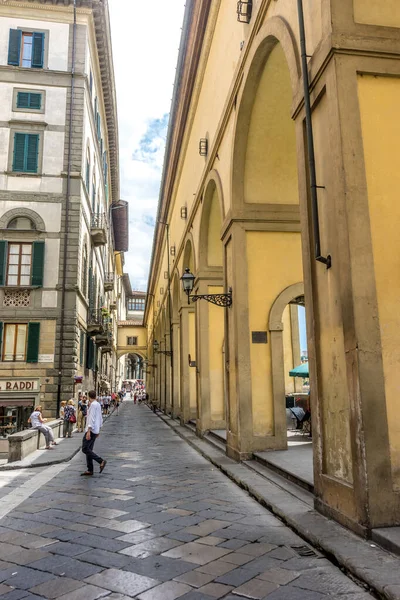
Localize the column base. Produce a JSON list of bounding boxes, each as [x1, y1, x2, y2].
[[315, 497, 368, 539]]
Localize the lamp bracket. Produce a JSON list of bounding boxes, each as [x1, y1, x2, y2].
[[188, 290, 232, 307]]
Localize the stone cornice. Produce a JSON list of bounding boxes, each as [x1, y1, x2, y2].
[[2, 0, 120, 205]]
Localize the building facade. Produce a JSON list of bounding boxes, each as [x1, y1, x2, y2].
[[146, 0, 400, 534], [0, 0, 127, 442]]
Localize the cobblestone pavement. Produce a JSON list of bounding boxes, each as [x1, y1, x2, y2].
[[0, 402, 374, 599]]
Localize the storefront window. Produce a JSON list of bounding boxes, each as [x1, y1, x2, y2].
[[0, 404, 32, 438]]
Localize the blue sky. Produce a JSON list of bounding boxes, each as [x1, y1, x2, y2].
[[109, 0, 185, 290]]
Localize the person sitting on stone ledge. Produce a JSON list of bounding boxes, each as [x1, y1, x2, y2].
[[28, 406, 57, 450]]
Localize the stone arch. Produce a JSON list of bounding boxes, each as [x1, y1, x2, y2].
[[0, 207, 46, 231], [232, 17, 301, 210], [268, 282, 305, 449], [198, 171, 225, 270]]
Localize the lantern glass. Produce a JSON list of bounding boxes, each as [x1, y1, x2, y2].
[[181, 268, 195, 294]]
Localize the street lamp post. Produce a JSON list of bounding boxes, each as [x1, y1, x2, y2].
[[181, 268, 232, 307]]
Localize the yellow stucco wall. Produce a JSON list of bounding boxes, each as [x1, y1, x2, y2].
[[246, 231, 303, 436], [208, 286, 225, 421], [244, 43, 298, 205], [354, 0, 400, 28], [118, 326, 147, 350], [358, 74, 400, 487], [207, 190, 223, 266]]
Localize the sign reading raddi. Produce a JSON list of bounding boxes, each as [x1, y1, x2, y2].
[[0, 379, 40, 393]]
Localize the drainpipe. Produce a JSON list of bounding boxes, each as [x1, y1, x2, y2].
[[297, 0, 331, 269], [57, 0, 77, 415]]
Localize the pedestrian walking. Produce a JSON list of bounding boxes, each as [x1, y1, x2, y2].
[[77, 395, 87, 433], [28, 406, 57, 450], [63, 399, 76, 438], [81, 390, 107, 477]]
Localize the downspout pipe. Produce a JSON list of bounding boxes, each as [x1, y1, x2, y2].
[[297, 0, 331, 269], [57, 0, 77, 415]]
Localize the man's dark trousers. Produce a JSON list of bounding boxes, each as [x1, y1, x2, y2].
[[82, 432, 103, 473]]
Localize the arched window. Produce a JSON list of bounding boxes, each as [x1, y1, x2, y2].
[[7, 217, 35, 230], [81, 246, 88, 296]]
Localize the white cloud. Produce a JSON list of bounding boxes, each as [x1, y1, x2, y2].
[[109, 0, 186, 291]]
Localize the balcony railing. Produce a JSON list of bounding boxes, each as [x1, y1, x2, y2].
[[104, 272, 114, 292], [90, 213, 107, 246], [87, 309, 104, 335]]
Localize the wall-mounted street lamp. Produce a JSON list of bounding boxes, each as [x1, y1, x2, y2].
[[199, 138, 208, 157], [181, 268, 232, 307], [153, 340, 172, 357], [237, 0, 252, 23]]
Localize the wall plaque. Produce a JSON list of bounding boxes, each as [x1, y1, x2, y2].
[[252, 331, 268, 344]]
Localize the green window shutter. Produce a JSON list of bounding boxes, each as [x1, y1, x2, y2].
[[8, 29, 21, 66], [31, 241, 45, 287], [80, 331, 85, 366], [13, 133, 26, 172], [0, 241, 7, 286], [17, 92, 30, 109], [31, 32, 44, 68], [27, 322, 40, 363], [29, 93, 41, 110], [0, 322, 3, 359], [26, 134, 39, 173]]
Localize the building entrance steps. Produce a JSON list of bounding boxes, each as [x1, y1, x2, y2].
[[158, 411, 400, 599]]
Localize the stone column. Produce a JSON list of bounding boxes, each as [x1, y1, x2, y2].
[[171, 319, 181, 418], [195, 274, 226, 437], [179, 305, 194, 423]]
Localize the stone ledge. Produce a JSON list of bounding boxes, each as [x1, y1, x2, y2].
[[8, 419, 63, 462]]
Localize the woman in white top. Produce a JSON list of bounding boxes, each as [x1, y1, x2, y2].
[[29, 406, 57, 449]]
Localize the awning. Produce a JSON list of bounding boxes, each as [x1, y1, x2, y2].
[[289, 362, 309, 378], [111, 200, 129, 252]]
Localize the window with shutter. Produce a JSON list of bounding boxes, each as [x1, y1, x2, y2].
[[3, 324, 28, 361], [26, 322, 40, 363], [31, 33, 44, 69], [12, 133, 39, 173], [0, 323, 3, 358], [85, 148, 90, 190], [80, 331, 85, 366], [31, 241, 45, 287], [0, 241, 7, 287], [16, 92, 42, 110], [8, 30, 21, 66]]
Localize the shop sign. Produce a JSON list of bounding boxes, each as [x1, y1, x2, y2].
[[0, 379, 40, 392]]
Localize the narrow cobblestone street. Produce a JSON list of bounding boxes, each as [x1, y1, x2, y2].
[[0, 402, 374, 600]]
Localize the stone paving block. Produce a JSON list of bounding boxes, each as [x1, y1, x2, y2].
[[258, 568, 300, 585], [243, 555, 286, 574], [85, 568, 159, 596], [30, 576, 84, 598], [116, 529, 160, 544], [30, 555, 103, 579], [57, 584, 110, 600], [265, 587, 325, 599], [166, 509, 194, 516], [78, 548, 132, 569], [239, 543, 277, 557], [163, 542, 231, 565], [174, 570, 215, 588], [72, 534, 131, 552], [184, 520, 231, 537], [290, 567, 363, 595], [0, 583, 14, 595], [197, 582, 234, 598], [167, 531, 199, 543], [137, 580, 192, 600], [215, 567, 263, 587], [223, 552, 256, 566], [4, 566, 55, 590], [119, 536, 182, 558], [45, 542, 92, 557], [7, 549, 52, 566], [232, 577, 278, 599], [267, 547, 296, 561], [123, 555, 196, 582], [42, 529, 84, 542], [107, 520, 151, 533], [178, 592, 215, 600], [196, 560, 236, 577], [196, 536, 226, 546], [219, 539, 248, 551], [0, 590, 32, 600]]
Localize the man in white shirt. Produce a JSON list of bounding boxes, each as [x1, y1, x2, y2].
[[81, 390, 107, 476]]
